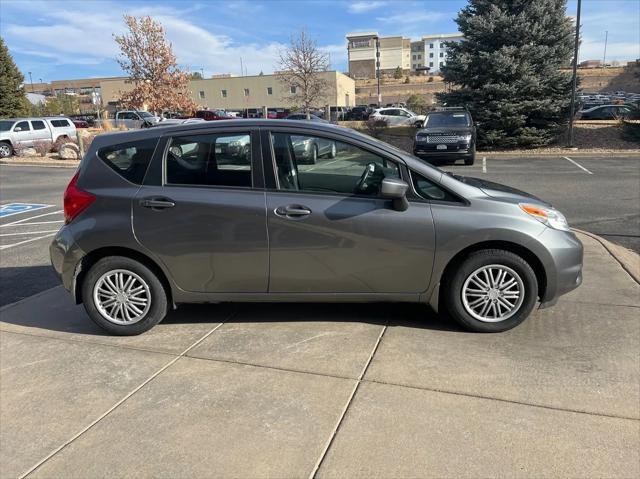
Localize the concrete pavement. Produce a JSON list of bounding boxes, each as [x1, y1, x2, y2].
[[1, 231, 638, 478]]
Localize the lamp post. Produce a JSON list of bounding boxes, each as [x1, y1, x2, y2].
[[375, 37, 381, 107], [28, 71, 34, 92], [602, 30, 608, 68], [567, 0, 582, 148]]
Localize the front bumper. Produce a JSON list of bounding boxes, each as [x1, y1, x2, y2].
[[414, 142, 472, 158], [537, 228, 584, 303]]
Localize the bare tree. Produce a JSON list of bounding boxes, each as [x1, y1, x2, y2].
[[114, 16, 196, 114], [277, 30, 330, 119]]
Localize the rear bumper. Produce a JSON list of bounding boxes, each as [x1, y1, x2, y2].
[[50, 225, 86, 301]]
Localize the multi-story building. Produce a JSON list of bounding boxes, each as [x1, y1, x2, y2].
[[346, 32, 411, 78], [346, 32, 463, 78], [422, 33, 463, 73]]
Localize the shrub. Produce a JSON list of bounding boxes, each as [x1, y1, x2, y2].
[[621, 120, 640, 143], [364, 117, 388, 139], [32, 140, 52, 157], [404, 76, 410, 84], [427, 76, 434, 82]]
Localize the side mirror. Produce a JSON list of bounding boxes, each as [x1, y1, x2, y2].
[[381, 177, 409, 211], [14, 127, 22, 132]]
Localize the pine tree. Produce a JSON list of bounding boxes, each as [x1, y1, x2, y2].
[[439, 0, 575, 148], [0, 37, 29, 118]]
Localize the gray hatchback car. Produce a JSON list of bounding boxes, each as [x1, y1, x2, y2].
[[50, 120, 583, 335]]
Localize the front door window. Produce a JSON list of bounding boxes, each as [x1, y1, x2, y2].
[[270, 132, 399, 197]]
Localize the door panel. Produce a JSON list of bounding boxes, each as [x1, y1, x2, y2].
[[133, 186, 268, 293], [267, 192, 435, 293]]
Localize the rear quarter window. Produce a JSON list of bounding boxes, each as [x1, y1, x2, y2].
[[50, 119, 71, 127], [97, 138, 158, 184]]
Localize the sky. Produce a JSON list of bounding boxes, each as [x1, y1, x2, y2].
[[1, 0, 638, 83]]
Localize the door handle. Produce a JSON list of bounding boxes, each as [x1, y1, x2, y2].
[[275, 205, 312, 218], [140, 198, 175, 209]]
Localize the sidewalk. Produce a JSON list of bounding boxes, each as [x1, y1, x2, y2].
[[1, 232, 638, 478]]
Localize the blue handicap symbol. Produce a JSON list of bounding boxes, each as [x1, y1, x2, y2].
[[0, 203, 51, 218]]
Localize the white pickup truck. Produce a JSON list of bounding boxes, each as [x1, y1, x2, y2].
[[0, 117, 77, 158]]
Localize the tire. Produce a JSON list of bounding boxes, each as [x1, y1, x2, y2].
[[464, 147, 476, 166], [328, 142, 337, 159], [0, 142, 13, 158], [444, 249, 538, 332], [81, 256, 168, 335], [311, 144, 318, 164]]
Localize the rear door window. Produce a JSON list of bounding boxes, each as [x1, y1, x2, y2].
[[31, 120, 46, 130], [97, 138, 158, 184], [165, 133, 252, 188]]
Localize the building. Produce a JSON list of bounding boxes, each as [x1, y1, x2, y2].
[[578, 60, 602, 69], [346, 31, 463, 78], [422, 33, 463, 73], [99, 71, 355, 112]]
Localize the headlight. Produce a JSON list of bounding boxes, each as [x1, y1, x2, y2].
[[460, 134, 472, 142], [519, 203, 570, 231]]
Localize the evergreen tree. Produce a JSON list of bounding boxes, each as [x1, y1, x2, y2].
[[0, 37, 29, 118], [439, 0, 575, 148]]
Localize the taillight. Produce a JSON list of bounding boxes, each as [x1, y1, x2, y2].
[[63, 171, 95, 224]]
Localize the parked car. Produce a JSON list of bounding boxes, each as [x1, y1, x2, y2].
[[195, 109, 235, 121], [50, 119, 583, 336], [346, 106, 370, 121], [413, 108, 476, 165], [286, 113, 328, 122], [115, 110, 161, 128], [0, 117, 77, 158], [71, 119, 89, 129], [578, 104, 637, 120], [290, 134, 336, 164], [369, 107, 426, 127], [329, 106, 348, 121]]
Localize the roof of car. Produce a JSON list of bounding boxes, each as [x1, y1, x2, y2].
[[1, 117, 72, 121]]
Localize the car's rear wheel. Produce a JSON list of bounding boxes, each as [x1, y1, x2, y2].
[[328, 142, 337, 158], [82, 256, 168, 335], [444, 249, 538, 332], [0, 142, 13, 158]]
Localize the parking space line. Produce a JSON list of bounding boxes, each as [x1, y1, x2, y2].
[[8, 220, 63, 226], [0, 230, 60, 237], [308, 323, 388, 479], [563, 156, 594, 175], [0, 210, 63, 227], [0, 233, 57, 250], [482, 156, 487, 173], [19, 313, 236, 479]]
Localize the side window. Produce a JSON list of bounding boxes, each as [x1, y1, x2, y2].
[[166, 133, 251, 188], [98, 138, 157, 184], [411, 171, 459, 202], [15, 121, 30, 131], [270, 132, 399, 196], [51, 119, 70, 127], [31, 120, 46, 130]]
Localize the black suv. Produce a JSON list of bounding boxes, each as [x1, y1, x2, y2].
[[413, 107, 476, 165]]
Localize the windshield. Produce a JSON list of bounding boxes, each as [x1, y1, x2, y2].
[[0, 121, 15, 132], [425, 112, 470, 127], [138, 111, 153, 118]]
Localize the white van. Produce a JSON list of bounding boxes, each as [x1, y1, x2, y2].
[[0, 117, 77, 157]]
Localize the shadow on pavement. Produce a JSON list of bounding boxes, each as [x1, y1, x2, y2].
[[0, 265, 60, 307]]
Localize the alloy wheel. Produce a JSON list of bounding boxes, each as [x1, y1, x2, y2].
[[93, 269, 151, 325], [461, 264, 525, 322]]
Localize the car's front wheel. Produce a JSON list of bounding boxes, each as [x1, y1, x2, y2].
[[0, 142, 13, 158], [444, 249, 538, 332], [82, 256, 168, 335]]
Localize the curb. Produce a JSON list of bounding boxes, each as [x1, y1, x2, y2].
[[573, 229, 640, 285], [0, 160, 78, 169], [479, 151, 640, 157]]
